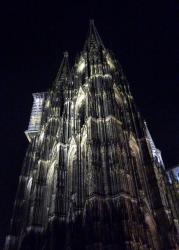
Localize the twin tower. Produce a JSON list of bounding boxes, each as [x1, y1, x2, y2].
[[5, 21, 179, 249]]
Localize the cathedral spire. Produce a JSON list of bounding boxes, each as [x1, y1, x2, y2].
[[144, 121, 156, 153], [54, 51, 70, 87], [83, 20, 106, 51], [144, 121, 165, 168]]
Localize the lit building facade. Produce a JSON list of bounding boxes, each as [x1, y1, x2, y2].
[[5, 21, 179, 249]]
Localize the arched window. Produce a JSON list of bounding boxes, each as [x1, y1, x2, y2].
[[25, 177, 33, 224], [46, 162, 56, 217], [78, 103, 85, 128], [76, 88, 86, 132], [129, 135, 143, 191], [68, 141, 77, 208], [27, 177, 32, 195], [145, 214, 160, 249]]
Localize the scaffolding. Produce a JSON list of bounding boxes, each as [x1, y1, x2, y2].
[[25, 92, 46, 142]]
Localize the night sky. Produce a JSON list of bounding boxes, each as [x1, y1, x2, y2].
[[1, 1, 179, 247]]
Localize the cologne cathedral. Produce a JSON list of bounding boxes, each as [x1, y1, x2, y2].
[[5, 21, 179, 250]]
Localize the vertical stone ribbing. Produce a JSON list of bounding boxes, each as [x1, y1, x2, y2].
[[4, 21, 179, 250]]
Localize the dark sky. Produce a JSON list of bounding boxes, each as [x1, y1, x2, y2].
[[0, 0, 179, 246]]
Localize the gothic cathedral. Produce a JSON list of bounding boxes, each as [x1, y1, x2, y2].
[[5, 21, 179, 250]]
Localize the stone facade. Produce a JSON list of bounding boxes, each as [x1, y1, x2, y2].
[[5, 21, 179, 249]]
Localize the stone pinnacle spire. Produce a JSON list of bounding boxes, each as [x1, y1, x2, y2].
[[144, 121, 156, 153], [54, 51, 70, 85], [83, 20, 106, 51], [144, 121, 165, 168]]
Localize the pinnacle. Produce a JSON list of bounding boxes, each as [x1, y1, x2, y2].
[[64, 51, 68, 57], [83, 20, 105, 51], [89, 19, 94, 25], [54, 52, 70, 85], [144, 122, 156, 151]]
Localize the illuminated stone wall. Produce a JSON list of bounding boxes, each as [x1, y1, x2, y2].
[[5, 21, 179, 250]]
